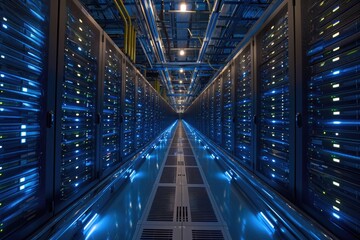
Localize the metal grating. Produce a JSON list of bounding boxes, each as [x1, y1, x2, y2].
[[147, 187, 175, 221], [183, 148, 194, 155], [186, 168, 204, 184], [160, 167, 177, 183], [177, 161, 185, 165], [184, 156, 197, 166], [168, 148, 178, 155], [140, 229, 173, 240], [192, 230, 224, 240], [165, 156, 178, 165], [188, 187, 217, 222], [176, 206, 189, 222]]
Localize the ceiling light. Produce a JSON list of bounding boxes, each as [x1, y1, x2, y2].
[[179, 68, 184, 73], [180, 3, 187, 12], [179, 50, 185, 56], [179, 80, 183, 84]]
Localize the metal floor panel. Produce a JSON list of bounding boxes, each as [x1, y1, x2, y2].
[[147, 187, 176, 221], [186, 168, 204, 184], [160, 167, 177, 183]]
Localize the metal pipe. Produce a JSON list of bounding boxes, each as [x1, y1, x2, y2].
[[113, 0, 128, 55], [133, 27, 137, 63], [186, 0, 224, 104], [114, 0, 132, 58]]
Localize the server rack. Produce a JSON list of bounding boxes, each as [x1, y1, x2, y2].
[[135, 76, 145, 149], [222, 65, 234, 153], [302, 0, 360, 238], [55, 0, 102, 206], [100, 34, 122, 175], [234, 44, 253, 168], [200, 90, 207, 135], [255, 1, 295, 194], [214, 77, 223, 146], [0, 0, 57, 238], [209, 83, 215, 141], [122, 62, 136, 157]]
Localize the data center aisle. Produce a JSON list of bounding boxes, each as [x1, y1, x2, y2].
[[133, 122, 231, 240]]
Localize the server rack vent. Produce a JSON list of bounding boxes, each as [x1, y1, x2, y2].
[[60, 1, 100, 200], [258, 7, 290, 188], [235, 45, 252, 167], [0, 0, 48, 237], [305, 0, 360, 237], [102, 40, 122, 171], [123, 65, 135, 157], [135, 78, 144, 149], [209, 85, 215, 141], [222, 67, 233, 152], [214, 78, 223, 146]]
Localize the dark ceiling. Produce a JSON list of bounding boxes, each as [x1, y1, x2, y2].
[[80, 0, 273, 112]]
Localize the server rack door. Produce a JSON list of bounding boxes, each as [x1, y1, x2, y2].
[[222, 65, 234, 153], [302, 0, 360, 238], [255, 1, 295, 195], [122, 62, 136, 158], [209, 83, 215, 141], [200, 92, 207, 135], [55, 0, 102, 207], [143, 82, 150, 144], [234, 44, 253, 169], [100, 35, 122, 176], [214, 77, 223, 146], [0, 0, 56, 238], [135, 76, 144, 149]]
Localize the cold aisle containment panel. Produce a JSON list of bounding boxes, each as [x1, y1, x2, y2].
[[184, 0, 360, 239], [0, 0, 176, 239]]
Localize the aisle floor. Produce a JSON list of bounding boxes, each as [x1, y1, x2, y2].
[[85, 121, 274, 240]]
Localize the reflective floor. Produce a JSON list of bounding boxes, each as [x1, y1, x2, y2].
[[81, 122, 279, 240]]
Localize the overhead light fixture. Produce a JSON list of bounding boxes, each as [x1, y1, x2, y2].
[[179, 49, 185, 56], [179, 80, 183, 84], [180, 3, 187, 12], [179, 68, 184, 73]]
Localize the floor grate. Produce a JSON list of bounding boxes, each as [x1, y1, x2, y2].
[[176, 206, 189, 222], [192, 230, 224, 240], [184, 156, 197, 166], [147, 187, 175, 221], [168, 148, 178, 155], [140, 229, 173, 240], [165, 156, 178, 165], [183, 148, 194, 155], [188, 187, 217, 222], [186, 168, 203, 184], [160, 167, 177, 183]]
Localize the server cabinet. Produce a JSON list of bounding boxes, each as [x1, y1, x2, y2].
[[0, 0, 57, 238], [255, 1, 295, 195], [55, 0, 102, 207], [100, 34, 122, 175], [135, 76, 145, 149], [122, 62, 136, 157], [152, 93, 159, 138], [214, 77, 223, 146], [234, 44, 253, 169], [222, 65, 235, 153], [302, 0, 360, 238], [209, 83, 215, 141], [200, 91, 207, 135], [143, 82, 150, 144]]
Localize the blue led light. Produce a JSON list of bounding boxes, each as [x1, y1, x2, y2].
[[332, 213, 340, 219], [2, 24, 8, 29], [332, 70, 340, 75]]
